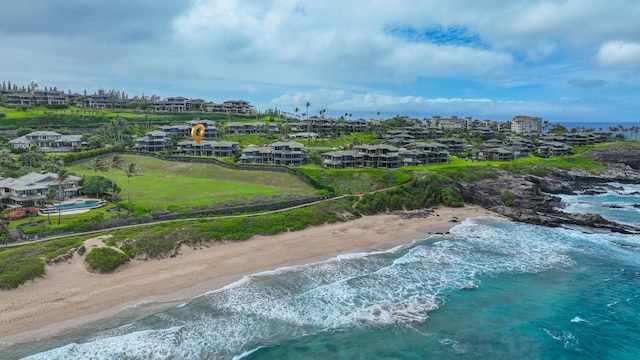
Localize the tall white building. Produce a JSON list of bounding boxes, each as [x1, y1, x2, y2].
[[511, 116, 542, 134]]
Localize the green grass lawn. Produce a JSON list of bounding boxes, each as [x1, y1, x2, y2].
[[68, 155, 317, 211]]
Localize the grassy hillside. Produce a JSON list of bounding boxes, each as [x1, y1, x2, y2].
[[69, 155, 317, 212]]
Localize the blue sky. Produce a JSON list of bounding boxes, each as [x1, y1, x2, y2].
[[1, 0, 639, 124]]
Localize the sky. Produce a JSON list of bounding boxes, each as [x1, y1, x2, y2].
[[1, 0, 639, 124]]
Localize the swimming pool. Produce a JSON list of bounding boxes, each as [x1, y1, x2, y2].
[[53, 200, 101, 211]]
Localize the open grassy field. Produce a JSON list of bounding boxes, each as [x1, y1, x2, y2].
[[68, 155, 317, 211]]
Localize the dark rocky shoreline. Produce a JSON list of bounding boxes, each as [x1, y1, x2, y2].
[[456, 163, 640, 235]]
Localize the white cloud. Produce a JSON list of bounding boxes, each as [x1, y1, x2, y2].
[[171, 0, 514, 86], [1, 1, 638, 122], [596, 41, 640, 69], [269, 89, 592, 121]]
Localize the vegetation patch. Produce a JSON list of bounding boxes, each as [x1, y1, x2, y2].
[[0, 236, 86, 289], [85, 247, 130, 273], [109, 197, 358, 258], [356, 173, 464, 214]]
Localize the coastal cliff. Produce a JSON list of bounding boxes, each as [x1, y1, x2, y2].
[[456, 146, 640, 234]]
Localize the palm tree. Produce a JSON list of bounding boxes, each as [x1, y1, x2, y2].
[[87, 158, 108, 198], [42, 155, 64, 173], [55, 168, 70, 225], [19, 145, 44, 172], [109, 116, 129, 143], [44, 187, 57, 225], [294, 107, 300, 120], [120, 162, 142, 215], [88, 158, 108, 176], [0, 148, 17, 176], [305, 102, 311, 140], [105, 154, 124, 196]]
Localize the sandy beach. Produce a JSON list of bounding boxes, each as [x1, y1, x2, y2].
[[0, 205, 501, 344]]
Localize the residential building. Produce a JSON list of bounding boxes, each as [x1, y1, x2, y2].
[[320, 150, 364, 169], [9, 131, 83, 151], [239, 145, 273, 164], [272, 141, 306, 166], [225, 122, 264, 135], [159, 124, 191, 139], [478, 147, 515, 161], [436, 138, 466, 154], [288, 132, 318, 140], [176, 140, 239, 157], [412, 142, 450, 164], [0, 172, 82, 207], [207, 100, 256, 114], [353, 144, 401, 169], [238, 142, 307, 165], [133, 130, 172, 152], [161, 120, 221, 140], [538, 141, 572, 157]]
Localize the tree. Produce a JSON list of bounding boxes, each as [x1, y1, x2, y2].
[[19, 145, 44, 172], [88, 158, 108, 176], [44, 188, 57, 225], [120, 162, 142, 215], [87, 158, 108, 198], [42, 155, 64, 173], [294, 107, 300, 120], [0, 148, 18, 176], [82, 175, 121, 199], [85, 135, 104, 149], [55, 168, 71, 224], [549, 124, 568, 134], [108, 116, 129, 143], [305, 102, 311, 140], [105, 154, 124, 196]]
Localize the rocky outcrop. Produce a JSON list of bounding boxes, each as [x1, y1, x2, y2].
[[456, 168, 640, 235], [585, 145, 640, 170]]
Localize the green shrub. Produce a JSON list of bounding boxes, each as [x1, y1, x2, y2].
[[441, 186, 465, 207], [500, 189, 515, 203], [64, 213, 105, 232], [85, 247, 129, 273], [78, 245, 86, 255], [0, 257, 45, 289]]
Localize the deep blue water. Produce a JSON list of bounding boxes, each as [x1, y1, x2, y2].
[[558, 121, 639, 139], [4, 184, 640, 360]]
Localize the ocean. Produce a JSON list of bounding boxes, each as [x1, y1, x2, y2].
[[557, 121, 639, 139], [4, 183, 640, 359]]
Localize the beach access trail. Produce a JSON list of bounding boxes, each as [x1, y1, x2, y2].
[[4, 195, 351, 248]]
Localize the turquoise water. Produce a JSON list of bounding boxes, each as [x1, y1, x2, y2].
[[53, 201, 99, 211], [5, 185, 640, 359]]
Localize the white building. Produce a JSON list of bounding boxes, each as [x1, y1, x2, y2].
[[9, 131, 84, 151], [511, 116, 542, 134]]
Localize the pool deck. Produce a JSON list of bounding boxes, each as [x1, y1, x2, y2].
[[39, 198, 107, 216]]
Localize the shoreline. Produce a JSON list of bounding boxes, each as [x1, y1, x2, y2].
[[0, 205, 502, 345]]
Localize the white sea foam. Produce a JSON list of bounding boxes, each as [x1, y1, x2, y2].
[[542, 328, 581, 351], [571, 316, 588, 323]]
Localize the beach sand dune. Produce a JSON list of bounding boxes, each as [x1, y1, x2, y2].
[[0, 205, 500, 344]]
